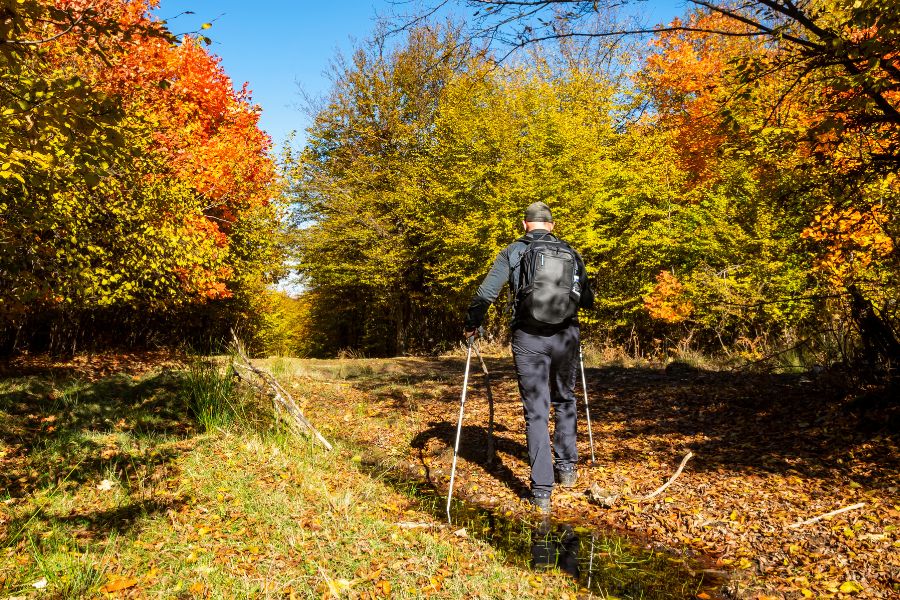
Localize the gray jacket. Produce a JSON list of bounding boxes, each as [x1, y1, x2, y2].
[[465, 229, 594, 331]]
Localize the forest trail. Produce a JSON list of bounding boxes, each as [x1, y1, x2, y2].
[[278, 354, 900, 599]]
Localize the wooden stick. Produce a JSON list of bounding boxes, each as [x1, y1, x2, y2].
[[230, 331, 333, 451], [789, 502, 865, 528], [233, 366, 297, 433], [640, 451, 694, 501]]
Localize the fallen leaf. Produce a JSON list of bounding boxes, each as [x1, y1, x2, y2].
[[453, 527, 468, 538], [376, 579, 391, 595], [839, 581, 864, 594], [100, 576, 138, 593]]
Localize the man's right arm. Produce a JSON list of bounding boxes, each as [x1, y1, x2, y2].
[[576, 252, 595, 310], [464, 248, 511, 330]]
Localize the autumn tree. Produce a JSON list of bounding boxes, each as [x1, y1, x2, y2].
[[388, 1, 899, 368], [1, 0, 287, 354]]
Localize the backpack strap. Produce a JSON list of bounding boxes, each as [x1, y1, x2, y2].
[[510, 232, 557, 269]]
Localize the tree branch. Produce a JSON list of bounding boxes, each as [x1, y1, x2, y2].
[[0, 13, 85, 46], [231, 330, 333, 451], [789, 502, 866, 528], [640, 451, 693, 501]]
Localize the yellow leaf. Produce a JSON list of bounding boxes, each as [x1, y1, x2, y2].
[[696, 593, 711, 599], [800, 589, 814, 598], [377, 579, 391, 595], [839, 581, 864, 593]]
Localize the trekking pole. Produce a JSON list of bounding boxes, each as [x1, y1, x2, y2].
[[447, 336, 475, 524], [578, 344, 596, 464], [472, 343, 496, 467]]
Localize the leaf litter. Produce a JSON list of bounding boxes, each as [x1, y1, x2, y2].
[[285, 355, 900, 599]]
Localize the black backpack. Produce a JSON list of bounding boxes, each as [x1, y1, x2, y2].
[[514, 235, 582, 325]]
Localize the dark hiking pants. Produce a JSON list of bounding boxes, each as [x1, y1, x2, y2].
[[512, 323, 580, 497]]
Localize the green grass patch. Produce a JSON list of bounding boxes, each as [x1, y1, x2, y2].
[[1, 362, 580, 598]]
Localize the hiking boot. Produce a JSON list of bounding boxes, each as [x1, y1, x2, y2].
[[556, 468, 578, 488], [529, 495, 551, 514]]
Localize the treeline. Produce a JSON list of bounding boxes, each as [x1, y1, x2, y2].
[[291, 9, 899, 370], [4, 1, 897, 368], [0, 0, 290, 355]]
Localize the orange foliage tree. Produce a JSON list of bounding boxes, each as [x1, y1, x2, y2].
[[0, 0, 286, 353]]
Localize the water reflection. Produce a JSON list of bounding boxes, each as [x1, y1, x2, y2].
[[357, 456, 724, 599], [441, 499, 722, 599], [531, 520, 580, 578]]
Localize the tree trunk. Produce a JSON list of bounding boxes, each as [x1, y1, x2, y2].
[[848, 284, 900, 375]]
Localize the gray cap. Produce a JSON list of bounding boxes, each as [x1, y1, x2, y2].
[[524, 201, 553, 223]]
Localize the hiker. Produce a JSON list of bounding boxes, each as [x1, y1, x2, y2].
[[464, 201, 594, 513]]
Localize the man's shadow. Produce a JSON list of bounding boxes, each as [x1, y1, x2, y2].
[[411, 421, 531, 498]]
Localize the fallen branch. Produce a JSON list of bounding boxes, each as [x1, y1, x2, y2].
[[588, 451, 695, 508], [637, 451, 694, 502], [789, 502, 865, 528], [230, 331, 332, 451]]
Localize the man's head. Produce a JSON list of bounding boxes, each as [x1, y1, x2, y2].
[[523, 201, 554, 232]]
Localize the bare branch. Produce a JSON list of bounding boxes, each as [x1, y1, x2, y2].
[[231, 330, 333, 451], [640, 451, 694, 501], [789, 502, 866, 528], [0, 13, 86, 46]]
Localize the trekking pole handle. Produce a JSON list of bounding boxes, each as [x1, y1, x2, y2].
[[463, 326, 486, 346]]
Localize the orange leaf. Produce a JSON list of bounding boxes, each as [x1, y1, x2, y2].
[[189, 581, 206, 595], [99, 575, 138, 593]]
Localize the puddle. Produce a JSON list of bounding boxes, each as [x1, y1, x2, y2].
[[361, 456, 726, 599]]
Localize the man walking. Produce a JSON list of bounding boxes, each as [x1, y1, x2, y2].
[[464, 201, 594, 513]]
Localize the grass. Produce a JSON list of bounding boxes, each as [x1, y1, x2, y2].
[[185, 360, 240, 431], [0, 360, 582, 598]]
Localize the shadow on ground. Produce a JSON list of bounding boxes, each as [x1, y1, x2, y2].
[[326, 357, 899, 490], [0, 368, 195, 545]]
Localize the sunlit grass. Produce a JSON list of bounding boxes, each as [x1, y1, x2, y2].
[[1, 366, 581, 598]]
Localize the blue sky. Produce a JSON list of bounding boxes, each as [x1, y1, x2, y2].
[[154, 1, 384, 150], [154, 1, 689, 151]]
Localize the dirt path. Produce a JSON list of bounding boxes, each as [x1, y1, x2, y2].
[[276, 356, 898, 599]]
